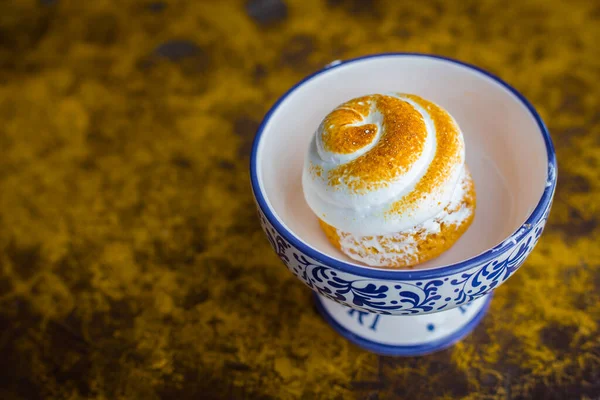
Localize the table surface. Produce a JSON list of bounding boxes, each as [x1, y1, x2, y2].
[[0, 0, 599, 399]]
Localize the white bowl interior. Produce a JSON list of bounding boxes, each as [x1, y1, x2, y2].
[[256, 55, 548, 270]]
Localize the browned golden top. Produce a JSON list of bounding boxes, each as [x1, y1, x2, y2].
[[308, 163, 324, 178], [326, 94, 428, 193], [387, 94, 463, 215], [320, 96, 377, 154]]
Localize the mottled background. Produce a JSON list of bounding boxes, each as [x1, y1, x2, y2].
[[0, 0, 598, 399]]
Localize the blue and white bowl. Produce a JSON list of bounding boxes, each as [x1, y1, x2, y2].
[[250, 54, 557, 356]]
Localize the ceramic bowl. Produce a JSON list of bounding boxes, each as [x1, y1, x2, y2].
[[250, 53, 557, 356]]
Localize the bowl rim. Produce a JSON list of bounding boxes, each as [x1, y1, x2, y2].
[[250, 53, 557, 280]]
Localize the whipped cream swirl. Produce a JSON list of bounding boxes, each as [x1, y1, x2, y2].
[[303, 93, 465, 236]]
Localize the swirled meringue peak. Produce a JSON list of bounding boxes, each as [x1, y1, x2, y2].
[[303, 93, 465, 236]]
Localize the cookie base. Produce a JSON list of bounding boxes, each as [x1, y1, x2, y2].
[[319, 169, 476, 268]]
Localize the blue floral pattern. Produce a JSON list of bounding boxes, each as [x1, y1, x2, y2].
[[258, 209, 549, 315]]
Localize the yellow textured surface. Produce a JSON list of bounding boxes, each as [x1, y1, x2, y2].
[[0, 0, 598, 399]]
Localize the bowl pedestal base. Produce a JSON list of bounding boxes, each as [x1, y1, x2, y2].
[[314, 293, 492, 356]]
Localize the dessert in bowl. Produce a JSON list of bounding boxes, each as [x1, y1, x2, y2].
[[250, 54, 556, 355], [303, 93, 476, 268]]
